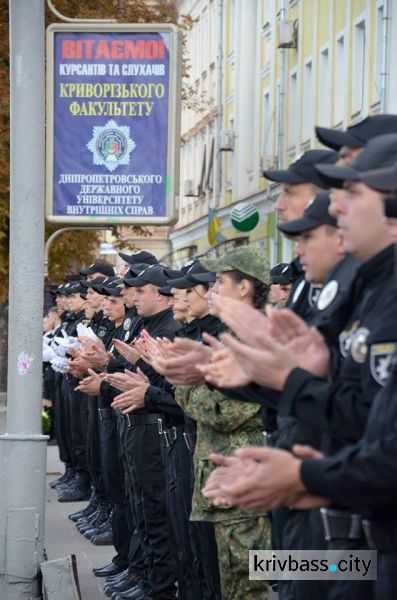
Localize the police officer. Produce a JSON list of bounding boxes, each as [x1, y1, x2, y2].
[[105, 265, 180, 600], [57, 281, 92, 503], [204, 134, 397, 600], [263, 148, 338, 318]]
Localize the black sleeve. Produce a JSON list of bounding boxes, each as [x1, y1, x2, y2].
[[278, 368, 371, 445], [218, 383, 280, 410], [300, 433, 397, 512], [144, 384, 184, 417], [99, 380, 122, 404]]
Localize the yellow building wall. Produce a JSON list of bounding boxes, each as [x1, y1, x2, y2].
[[174, 0, 382, 261]]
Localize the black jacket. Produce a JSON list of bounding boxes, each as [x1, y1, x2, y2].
[[279, 244, 397, 453]]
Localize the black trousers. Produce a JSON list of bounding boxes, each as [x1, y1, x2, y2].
[[184, 430, 222, 600], [65, 375, 89, 473], [376, 553, 397, 599], [190, 521, 222, 600], [86, 396, 105, 495], [53, 372, 72, 466], [117, 413, 147, 577], [124, 420, 177, 599], [327, 537, 374, 600], [99, 411, 131, 564], [161, 427, 202, 600], [279, 509, 328, 600]]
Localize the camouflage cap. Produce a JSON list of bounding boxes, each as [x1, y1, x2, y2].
[[201, 247, 271, 285]]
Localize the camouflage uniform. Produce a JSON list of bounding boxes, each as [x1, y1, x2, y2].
[[176, 384, 271, 599]]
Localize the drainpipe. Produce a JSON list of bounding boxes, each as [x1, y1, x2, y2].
[[275, 0, 287, 261], [380, 0, 390, 113], [214, 0, 224, 208]]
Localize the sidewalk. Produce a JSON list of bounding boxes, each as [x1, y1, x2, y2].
[[1, 407, 114, 599], [45, 445, 114, 599]]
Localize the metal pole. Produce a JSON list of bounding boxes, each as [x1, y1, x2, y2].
[[46, 0, 116, 23], [0, 1, 46, 598]]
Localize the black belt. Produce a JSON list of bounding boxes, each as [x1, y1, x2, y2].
[[363, 519, 397, 552], [320, 508, 364, 541], [98, 408, 114, 420], [125, 413, 162, 427]]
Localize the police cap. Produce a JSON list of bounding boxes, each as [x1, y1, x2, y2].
[[263, 149, 338, 189], [201, 247, 271, 285], [278, 191, 337, 236], [316, 114, 397, 151], [315, 133, 397, 188]]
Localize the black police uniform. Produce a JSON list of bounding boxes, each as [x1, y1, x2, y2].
[[301, 350, 397, 600], [146, 314, 223, 600], [84, 310, 115, 510], [52, 310, 74, 471], [278, 244, 397, 600], [124, 308, 180, 599], [59, 308, 92, 500], [98, 306, 146, 579]]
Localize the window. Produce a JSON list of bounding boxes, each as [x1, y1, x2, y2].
[[262, 24, 272, 70], [205, 138, 215, 192], [318, 47, 330, 126], [302, 59, 313, 140], [262, 91, 273, 160], [334, 34, 345, 123], [198, 145, 206, 196], [352, 18, 366, 114]]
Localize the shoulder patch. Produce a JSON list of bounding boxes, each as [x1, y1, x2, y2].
[[308, 284, 322, 307], [370, 343, 397, 386]]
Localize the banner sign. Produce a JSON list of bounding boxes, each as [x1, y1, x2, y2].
[[46, 24, 181, 224]]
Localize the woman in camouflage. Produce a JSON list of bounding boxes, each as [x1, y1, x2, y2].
[[175, 247, 272, 600]]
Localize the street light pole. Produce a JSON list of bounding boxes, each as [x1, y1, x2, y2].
[[0, 1, 46, 598]]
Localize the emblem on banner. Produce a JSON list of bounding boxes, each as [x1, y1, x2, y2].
[[87, 119, 136, 172]]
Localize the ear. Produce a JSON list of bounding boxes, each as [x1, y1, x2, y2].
[[238, 278, 251, 300]]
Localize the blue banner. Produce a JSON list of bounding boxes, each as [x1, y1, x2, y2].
[[52, 31, 171, 220]]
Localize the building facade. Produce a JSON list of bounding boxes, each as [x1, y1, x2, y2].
[[168, 0, 397, 265]]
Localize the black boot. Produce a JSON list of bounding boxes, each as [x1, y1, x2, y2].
[[57, 471, 91, 503], [105, 573, 142, 597], [91, 522, 113, 546], [50, 466, 74, 489], [56, 472, 78, 494], [93, 562, 127, 579], [84, 514, 113, 540], [78, 500, 110, 532], [68, 488, 98, 521]]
